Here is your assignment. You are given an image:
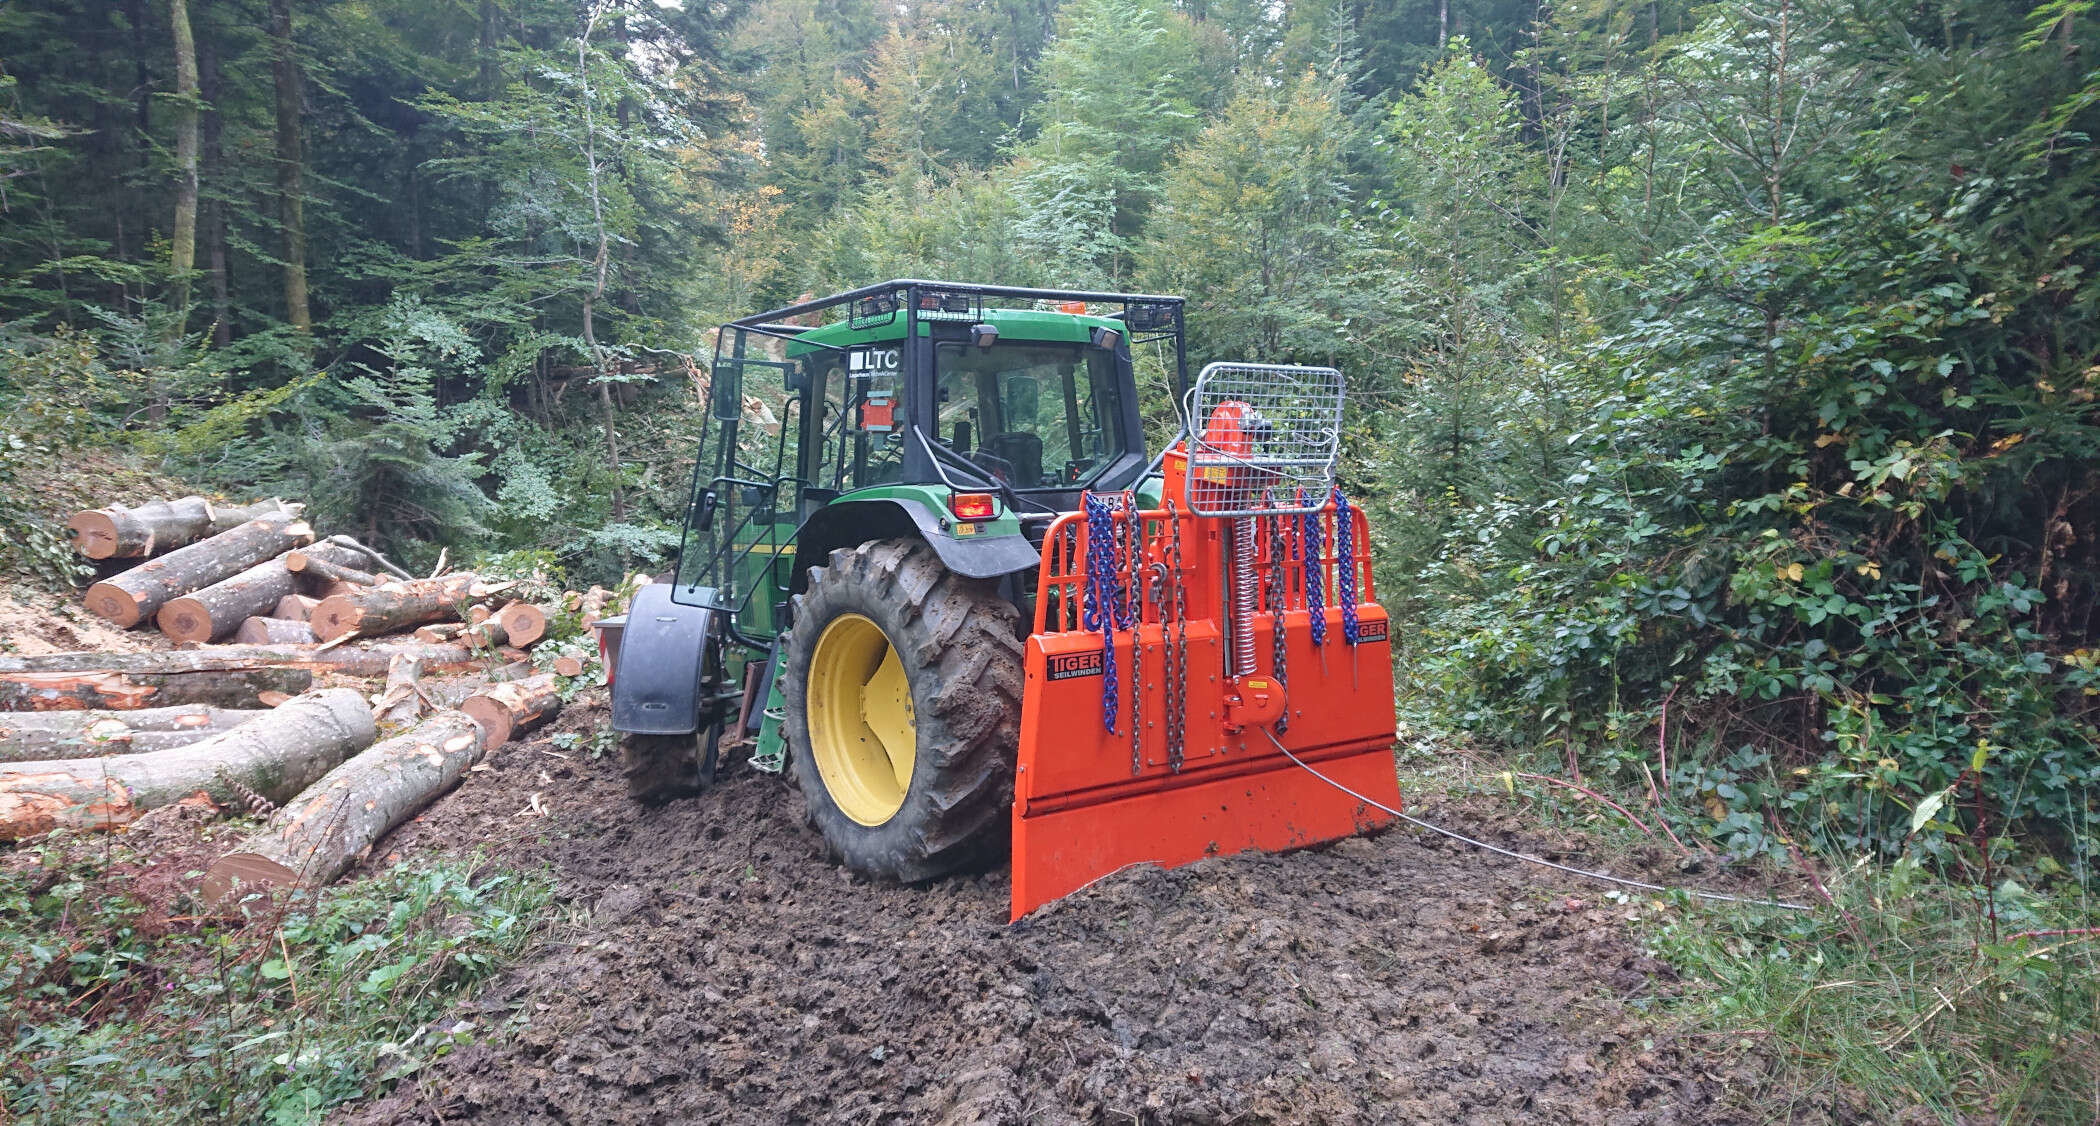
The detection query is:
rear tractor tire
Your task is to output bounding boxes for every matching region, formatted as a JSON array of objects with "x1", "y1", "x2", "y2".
[
  {"x1": 621, "y1": 724, "x2": 721, "y2": 804},
  {"x1": 783, "y1": 538, "x2": 1024, "y2": 882}
]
